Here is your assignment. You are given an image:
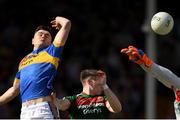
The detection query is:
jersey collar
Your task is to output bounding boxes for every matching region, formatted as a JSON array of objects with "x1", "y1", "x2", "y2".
[{"x1": 32, "y1": 47, "x2": 47, "y2": 54}]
